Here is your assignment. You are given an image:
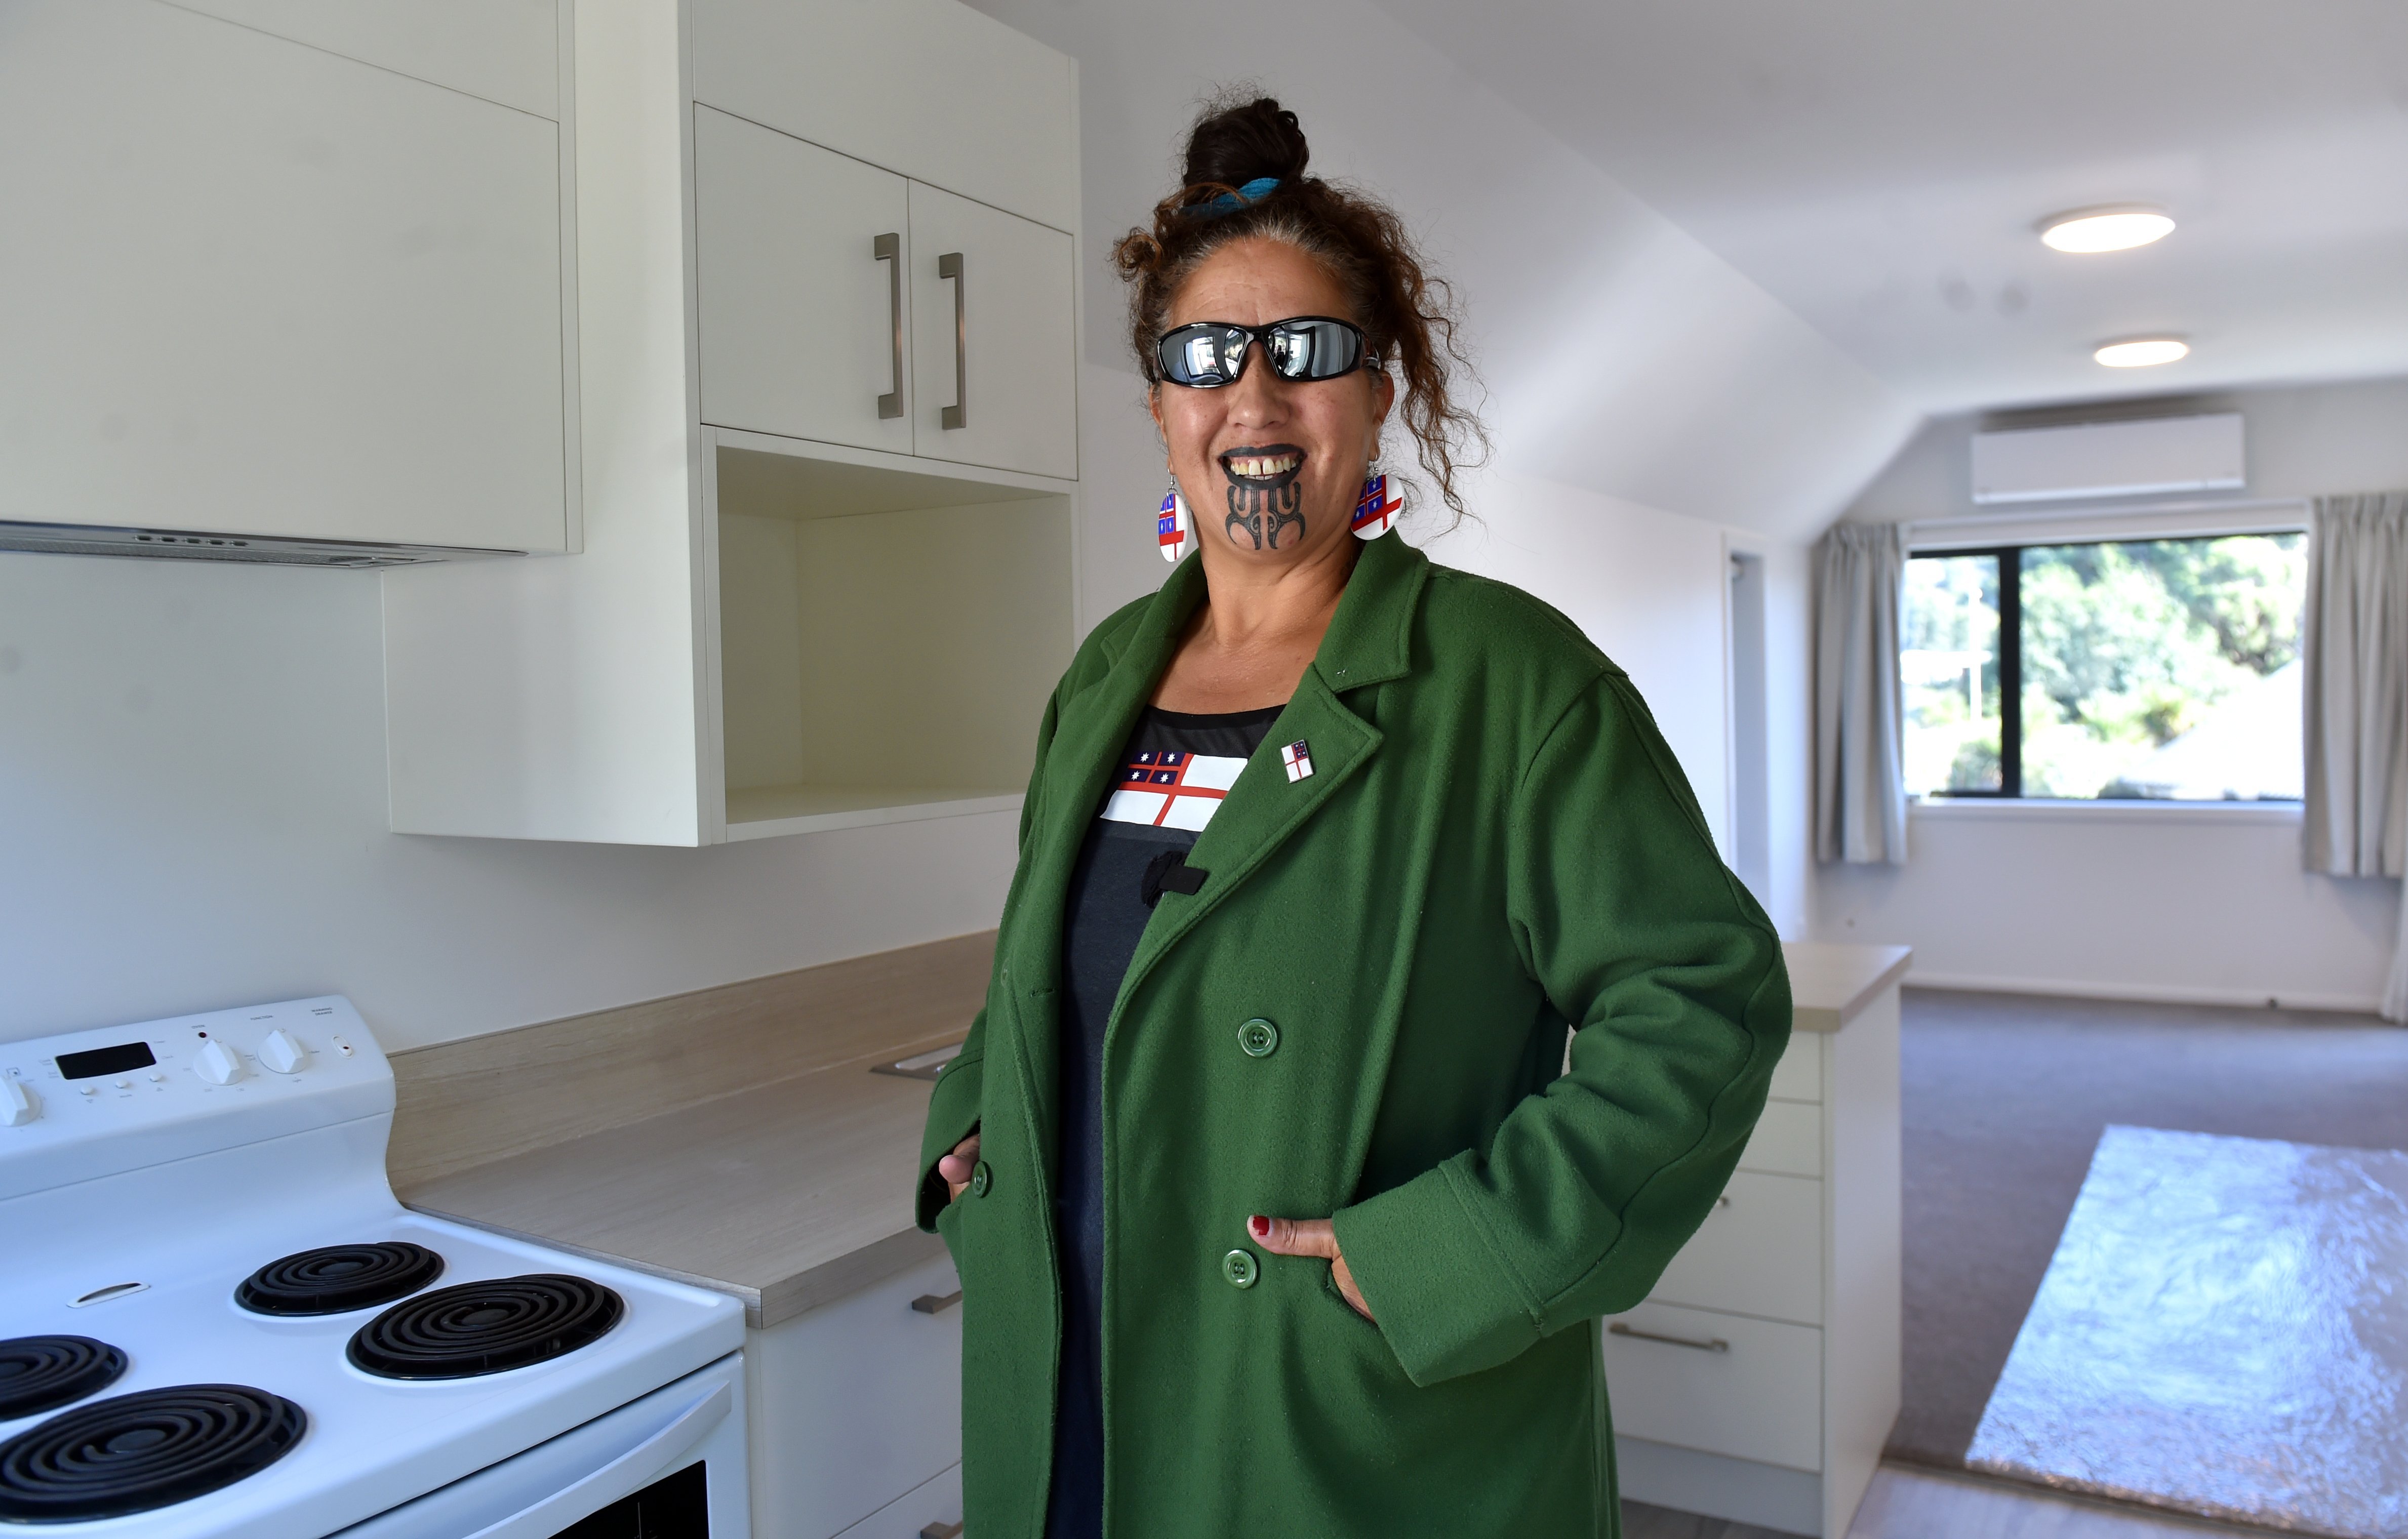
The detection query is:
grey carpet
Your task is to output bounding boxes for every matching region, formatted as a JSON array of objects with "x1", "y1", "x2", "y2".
[{"x1": 1889, "y1": 987, "x2": 2408, "y2": 1469}]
